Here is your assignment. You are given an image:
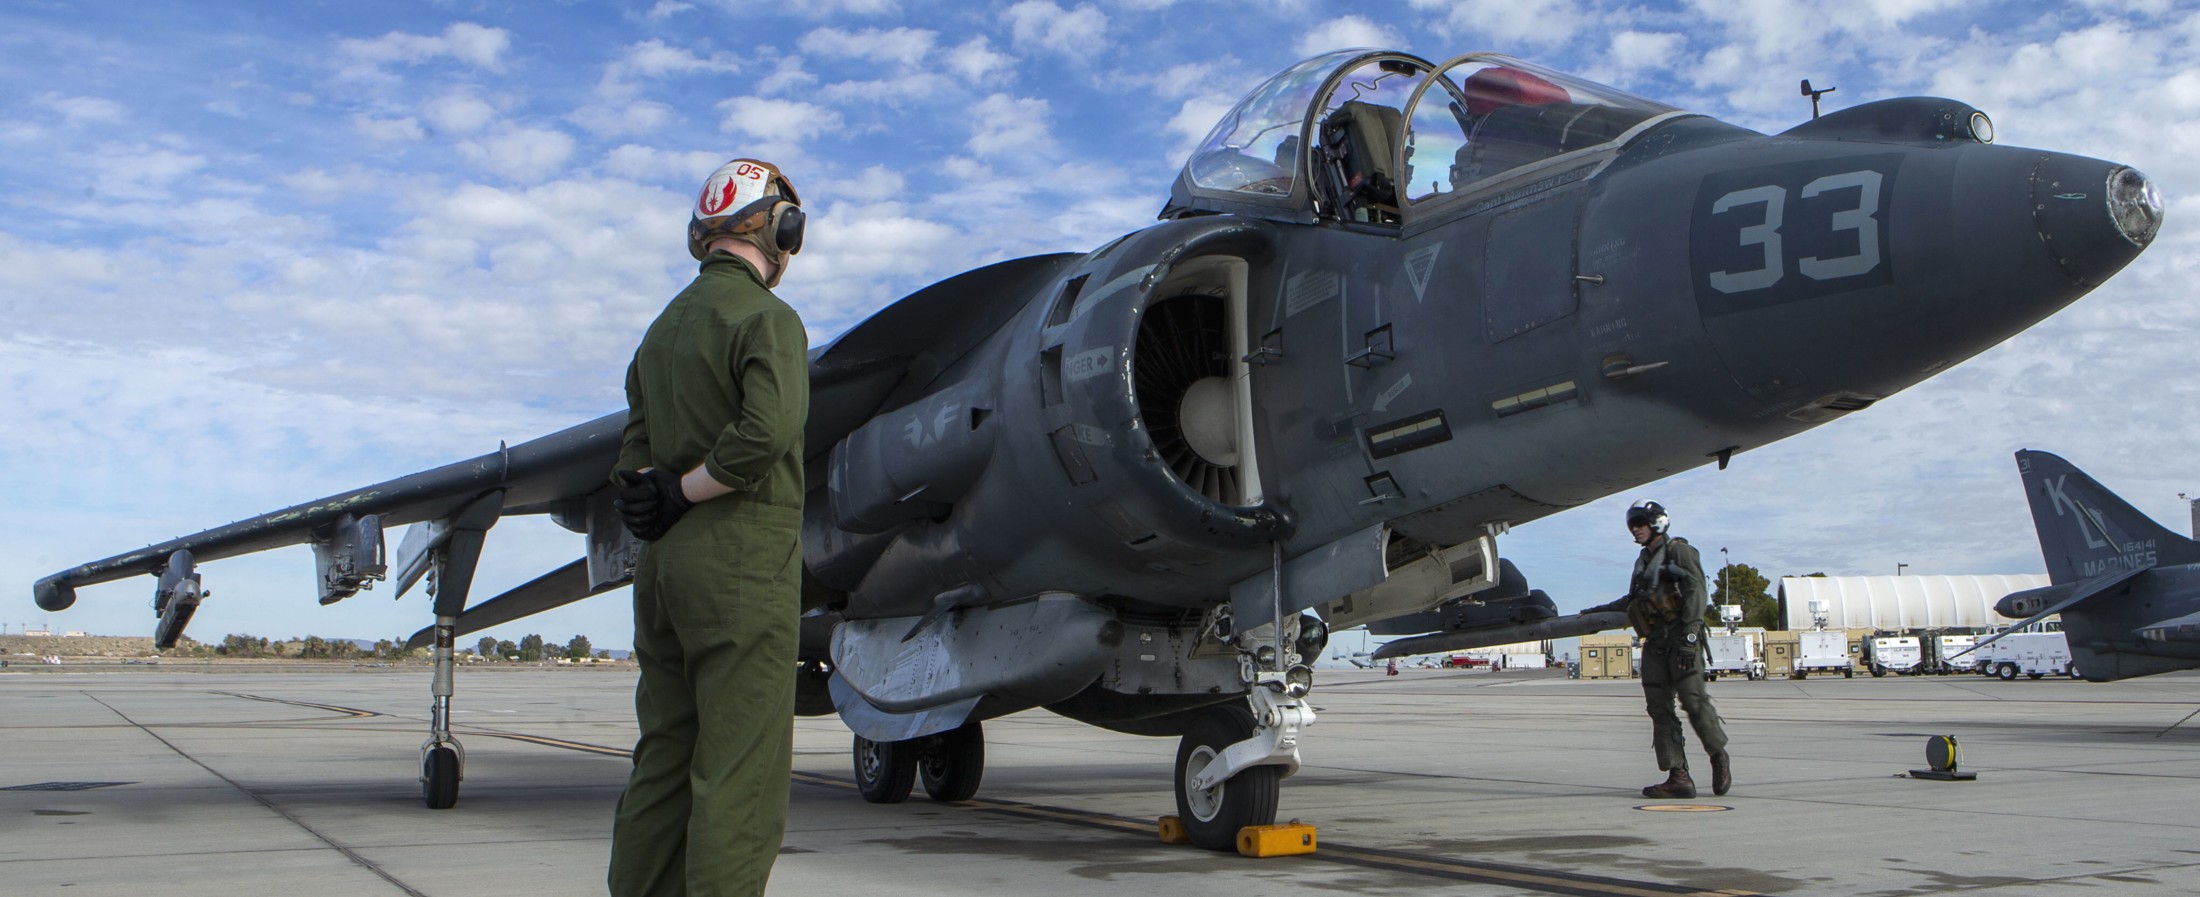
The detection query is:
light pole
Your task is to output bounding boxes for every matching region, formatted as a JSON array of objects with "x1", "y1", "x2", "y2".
[
  {"x1": 1897, "y1": 562, "x2": 1909, "y2": 576},
  {"x1": 1720, "y1": 547, "x2": 1730, "y2": 603}
]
